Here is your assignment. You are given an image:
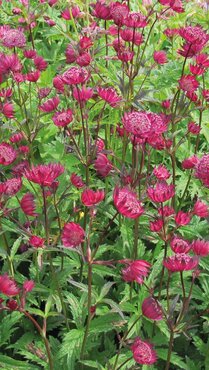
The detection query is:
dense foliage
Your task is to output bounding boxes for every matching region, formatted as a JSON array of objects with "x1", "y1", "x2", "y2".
[{"x1": 0, "y1": 0, "x2": 209, "y2": 369}]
